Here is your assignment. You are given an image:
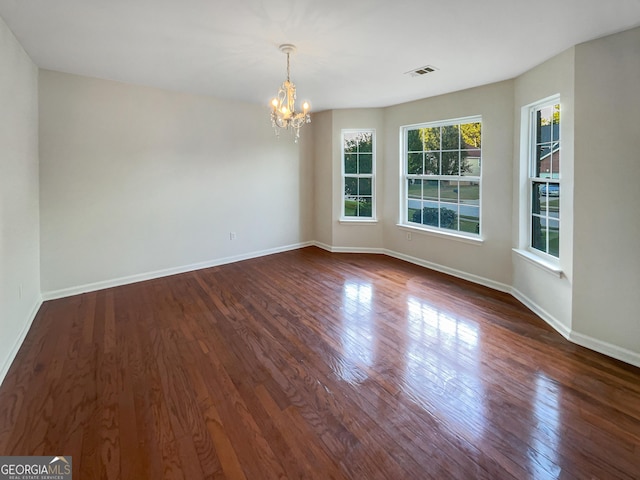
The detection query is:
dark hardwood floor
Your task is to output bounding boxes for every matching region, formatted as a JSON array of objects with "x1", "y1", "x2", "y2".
[{"x1": 0, "y1": 246, "x2": 639, "y2": 479}]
